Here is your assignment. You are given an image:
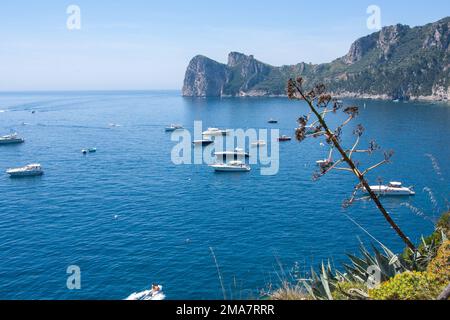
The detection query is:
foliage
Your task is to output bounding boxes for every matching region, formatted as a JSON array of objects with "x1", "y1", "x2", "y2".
[
  {"x1": 332, "y1": 281, "x2": 369, "y2": 300},
  {"x1": 369, "y1": 271, "x2": 445, "y2": 300},
  {"x1": 427, "y1": 240, "x2": 450, "y2": 285},
  {"x1": 270, "y1": 282, "x2": 310, "y2": 301}
]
